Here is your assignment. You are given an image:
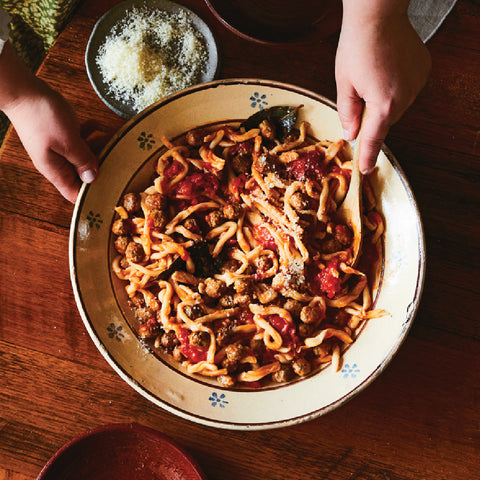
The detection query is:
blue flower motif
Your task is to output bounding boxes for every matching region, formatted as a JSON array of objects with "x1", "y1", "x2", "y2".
[
  {"x1": 341, "y1": 363, "x2": 360, "y2": 379},
  {"x1": 137, "y1": 131, "x2": 156, "y2": 150},
  {"x1": 208, "y1": 392, "x2": 229, "y2": 408},
  {"x1": 250, "y1": 92, "x2": 268, "y2": 110},
  {"x1": 107, "y1": 323, "x2": 124, "y2": 342},
  {"x1": 86, "y1": 210, "x2": 103, "y2": 229}
]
